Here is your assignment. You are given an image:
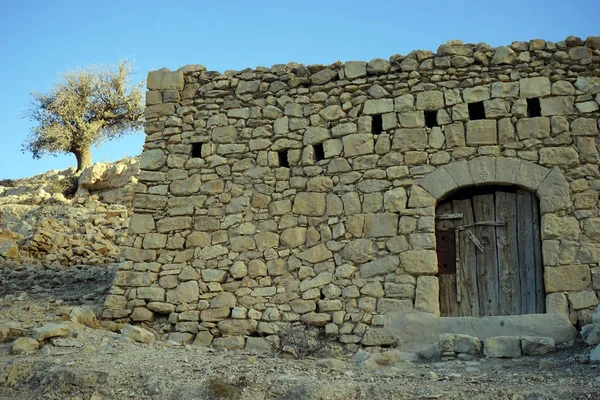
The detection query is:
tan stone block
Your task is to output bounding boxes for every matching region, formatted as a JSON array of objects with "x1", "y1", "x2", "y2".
[
  {"x1": 544, "y1": 265, "x2": 591, "y2": 293},
  {"x1": 392, "y1": 128, "x2": 427, "y2": 151},
  {"x1": 147, "y1": 70, "x2": 184, "y2": 90},
  {"x1": 516, "y1": 117, "x2": 550, "y2": 139},
  {"x1": 546, "y1": 293, "x2": 568, "y2": 314},
  {"x1": 540, "y1": 96, "x2": 576, "y2": 116},
  {"x1": 415, "y1": 91, "x2": 444, "y2": 110},
  {"x1": 360, "y1": 256, "x2": 400, "y2": 278},
  {"x1": 468, "y1": 156, "x2": 495, "y2": 185},
  {"x1": 519, "y1": 77, "x2": 551, "y2": 98},
  {"x1": 342, "y1": 134, "x2": 374, "y2": 157},
  {"x1": 414, "y1": 276, "x2": 440, "y2": 316},
  {"x1": 568, "y1": 291, "x2": 599, "y2": 310},
  {"x1": 296, "y1": 244, "x2": 333, "y2": 263},
  {"x1": 401, "y1": 250, "x2": 437, "y2": 275},
  {"x1": 364, "y1": 213, "x2": 398, "y2": 237},
  {"x1": 466, "y1": 120, "x2": 497, "y2": 145},
  {"x1": 292, "y1": 192, "x2": 327, "y2": 216},
  {"x1": 539, "y1": 147, "x2": 579, "y2": 167}
]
